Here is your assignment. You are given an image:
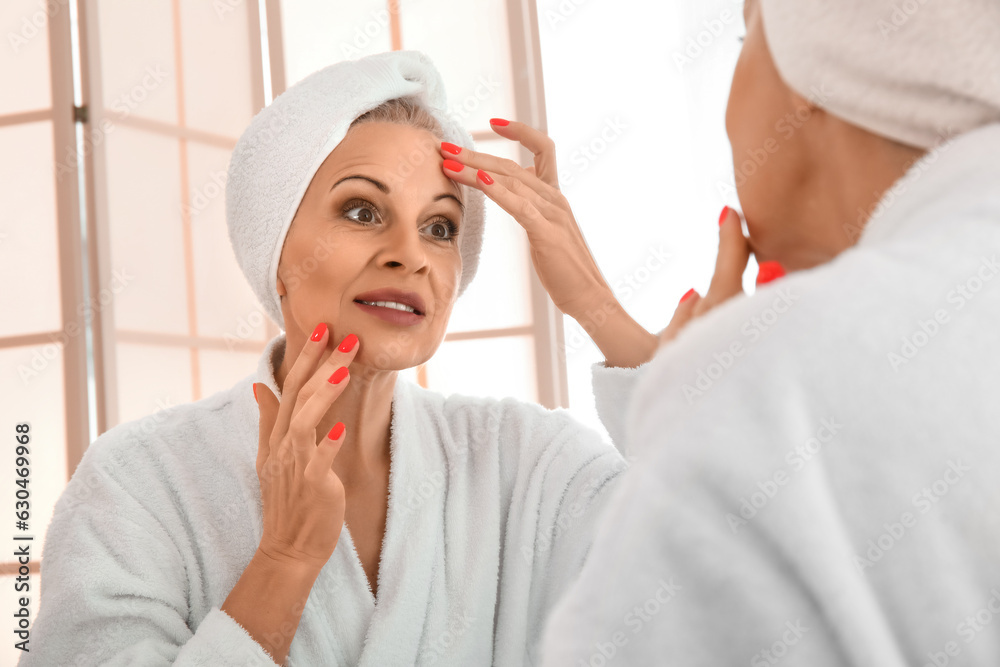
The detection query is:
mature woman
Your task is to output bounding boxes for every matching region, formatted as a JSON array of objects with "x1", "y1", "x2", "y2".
[
  {"x1": 23, "y1": 51, "x2": 662, "y2": 666},
  {"x1": 539, "y1": 0, "x2": 1000, "y2": 665}
]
